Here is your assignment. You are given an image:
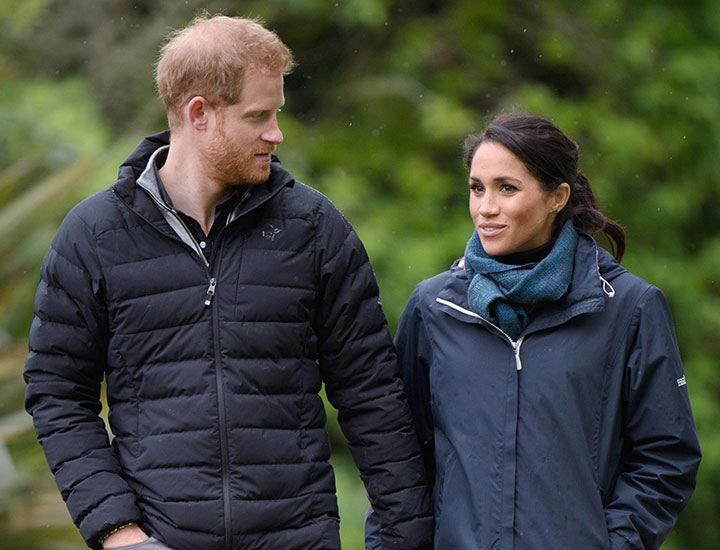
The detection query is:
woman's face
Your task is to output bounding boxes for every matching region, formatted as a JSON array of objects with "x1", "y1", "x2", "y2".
[{"x1": 468, "y1": 141, "x2": 569, "y2": 257}]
